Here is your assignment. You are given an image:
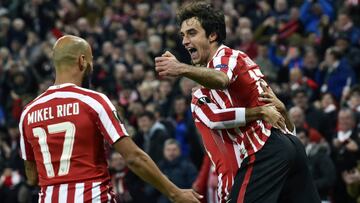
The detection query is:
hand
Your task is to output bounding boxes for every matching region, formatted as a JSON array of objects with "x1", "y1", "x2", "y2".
[
  {"x1": 333, "y1": 138, "x2": 342, "y2": 148},
  {"x1": 345, "y1": 139, "x2": 359, "y2": 152},
  {"x1": 155, "y1": 51, "x2": 185, "y2": 77},
  {"x1": 171, "y1": 189, "x2": 202, "y2": 203},
  {"x1": 261, "y1": 104, "x2": 286, "y2": 131},
  {"x1": 259, "y1": 81, "x2": 286, "y2": 113}
]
